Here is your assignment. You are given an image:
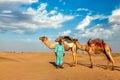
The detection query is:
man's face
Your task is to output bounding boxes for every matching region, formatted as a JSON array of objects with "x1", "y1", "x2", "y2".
[{"x1": 59, "y1": 40, "x2": 62, "y2": 45}]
